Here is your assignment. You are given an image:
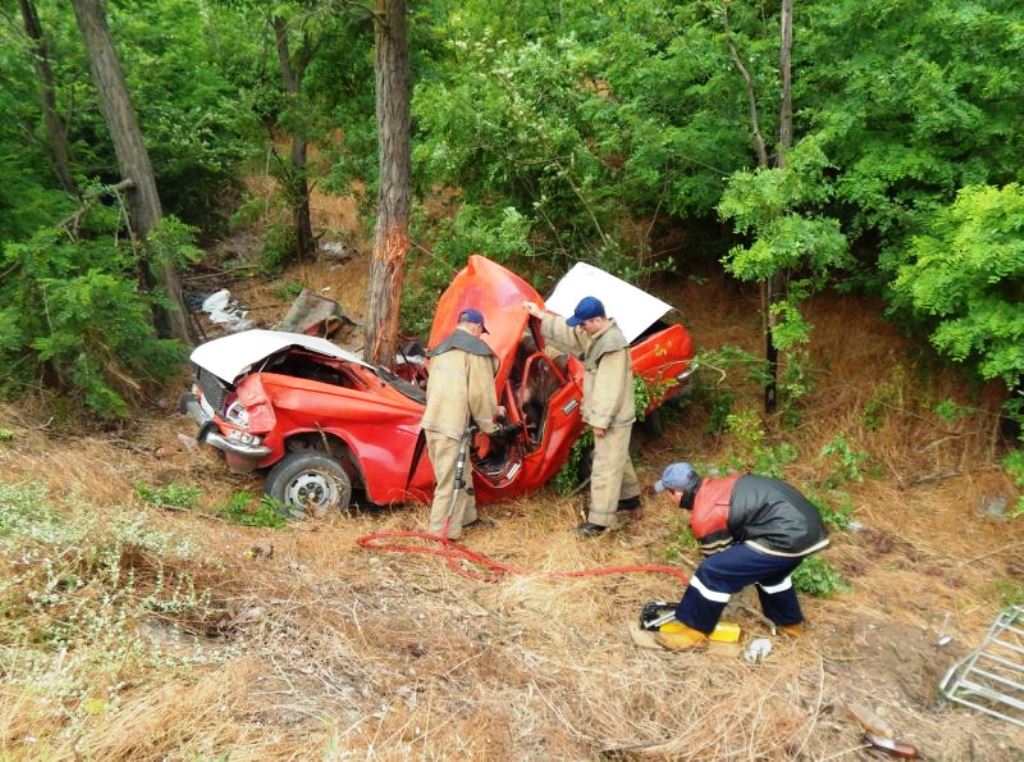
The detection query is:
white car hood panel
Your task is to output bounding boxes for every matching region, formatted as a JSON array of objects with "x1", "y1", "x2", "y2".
[
  {"x1": 190, "y1": 329, "x2": 371, "y2": 383},
  {"x1": 544, "y1": 262, "x2": 674, "y2": 343}
]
